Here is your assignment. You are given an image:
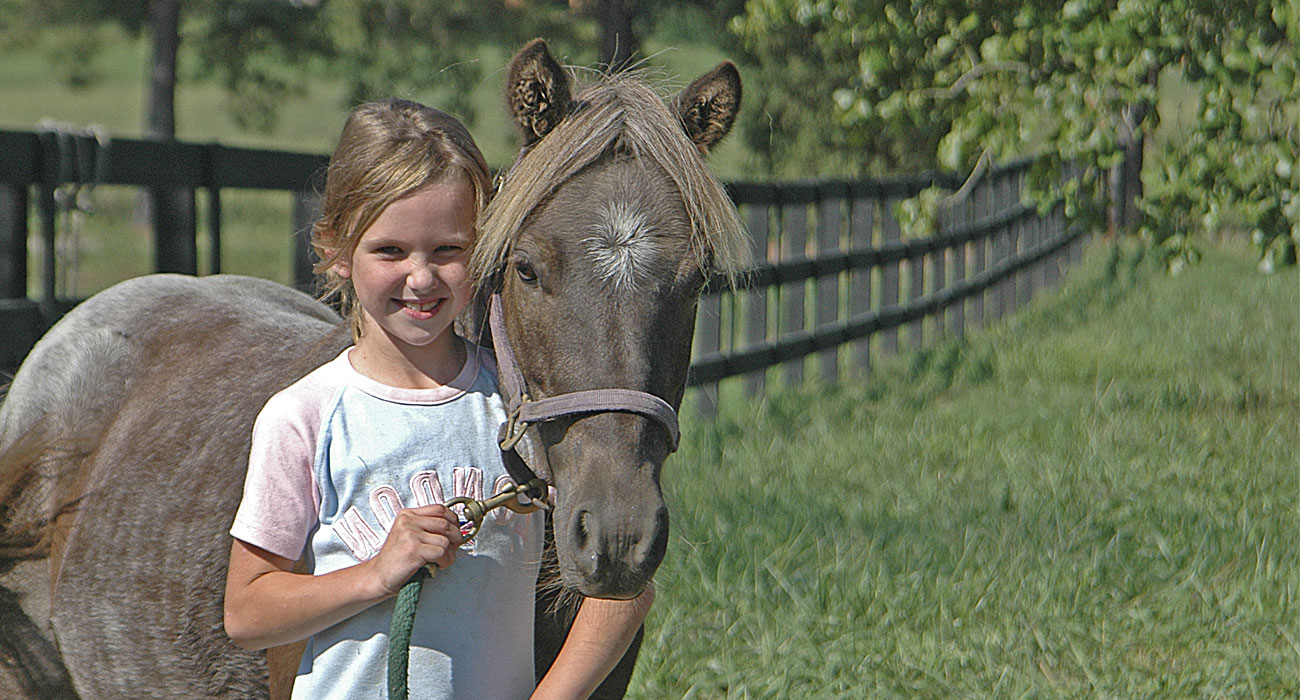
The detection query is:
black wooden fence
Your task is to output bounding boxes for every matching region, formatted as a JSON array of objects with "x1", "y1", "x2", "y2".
[
  {"x1": 0, "y1": 128, "x2": 328, "y2": 369},
  {"x1": 686, "y1": 159, "x2": 1095, "y2": 411},
  {"x1": 0, "y1": 128, "x2": 1100, "y2": 399}
]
